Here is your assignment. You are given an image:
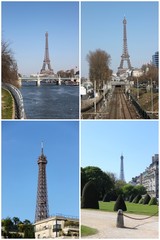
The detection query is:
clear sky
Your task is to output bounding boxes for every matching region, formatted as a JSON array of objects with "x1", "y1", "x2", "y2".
[
  {"x1": 81, "y1": 120, "x2": 158, "y2": 182},
  {"x1": 2, "y1": 1, "x2": 79, "y2": 76},
  {"x1": 81, "y1": 1, "x2": 158, "y2": 77},
  {"x1": 2, "y1": 121, "x2": 79, "y2": 223}
]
